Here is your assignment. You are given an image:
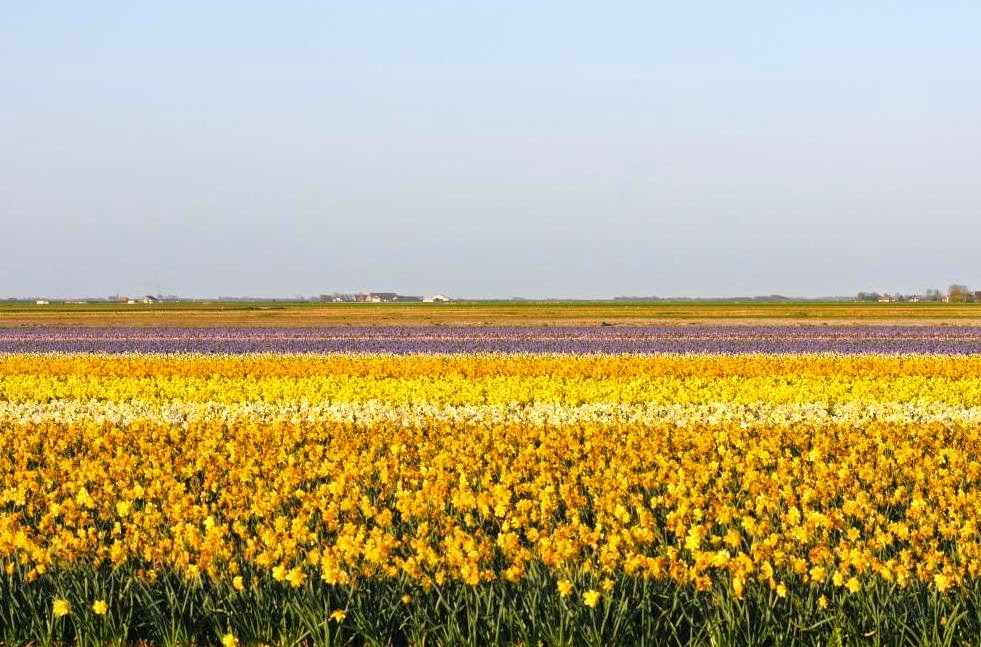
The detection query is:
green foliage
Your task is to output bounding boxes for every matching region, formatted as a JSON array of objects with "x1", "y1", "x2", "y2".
[{"x1": 1, "y1": 563, "x2": 979, "y2": 646}]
